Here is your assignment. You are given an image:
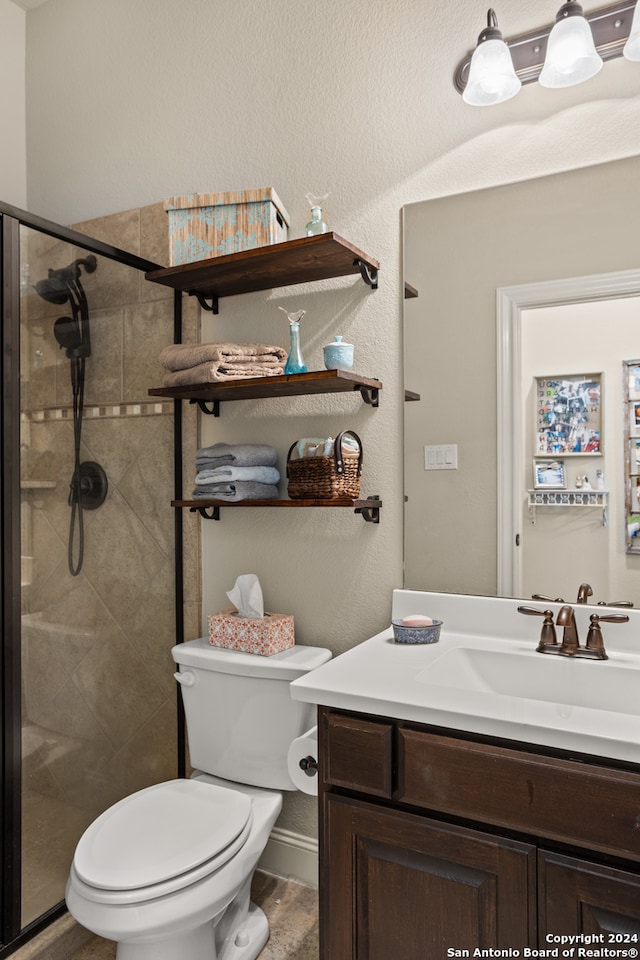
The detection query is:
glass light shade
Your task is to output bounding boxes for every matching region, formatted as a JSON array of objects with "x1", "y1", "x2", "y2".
[
  {"x1": 539, "y1": 13, "x2": 603, "y2": 87},
  {"x1": 623, "y1": 1, "x2": 640, "y2": 60},
  {"x1": 463, "y1": 38, "x2": 521, "y2": 106}
]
